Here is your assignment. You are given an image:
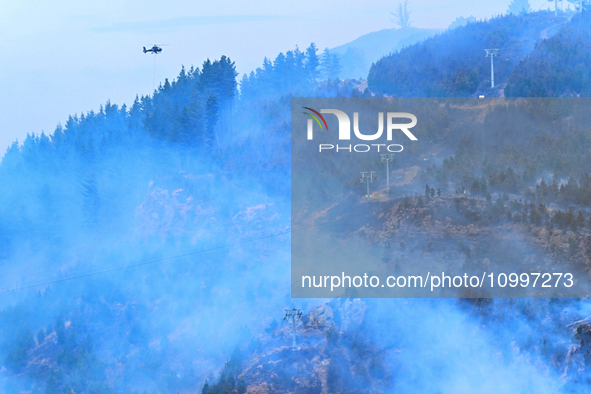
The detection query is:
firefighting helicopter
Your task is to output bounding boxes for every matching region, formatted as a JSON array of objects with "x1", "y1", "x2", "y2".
[{"x1": 143, "y1": 45, "x2": 163, "y2": 54}]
